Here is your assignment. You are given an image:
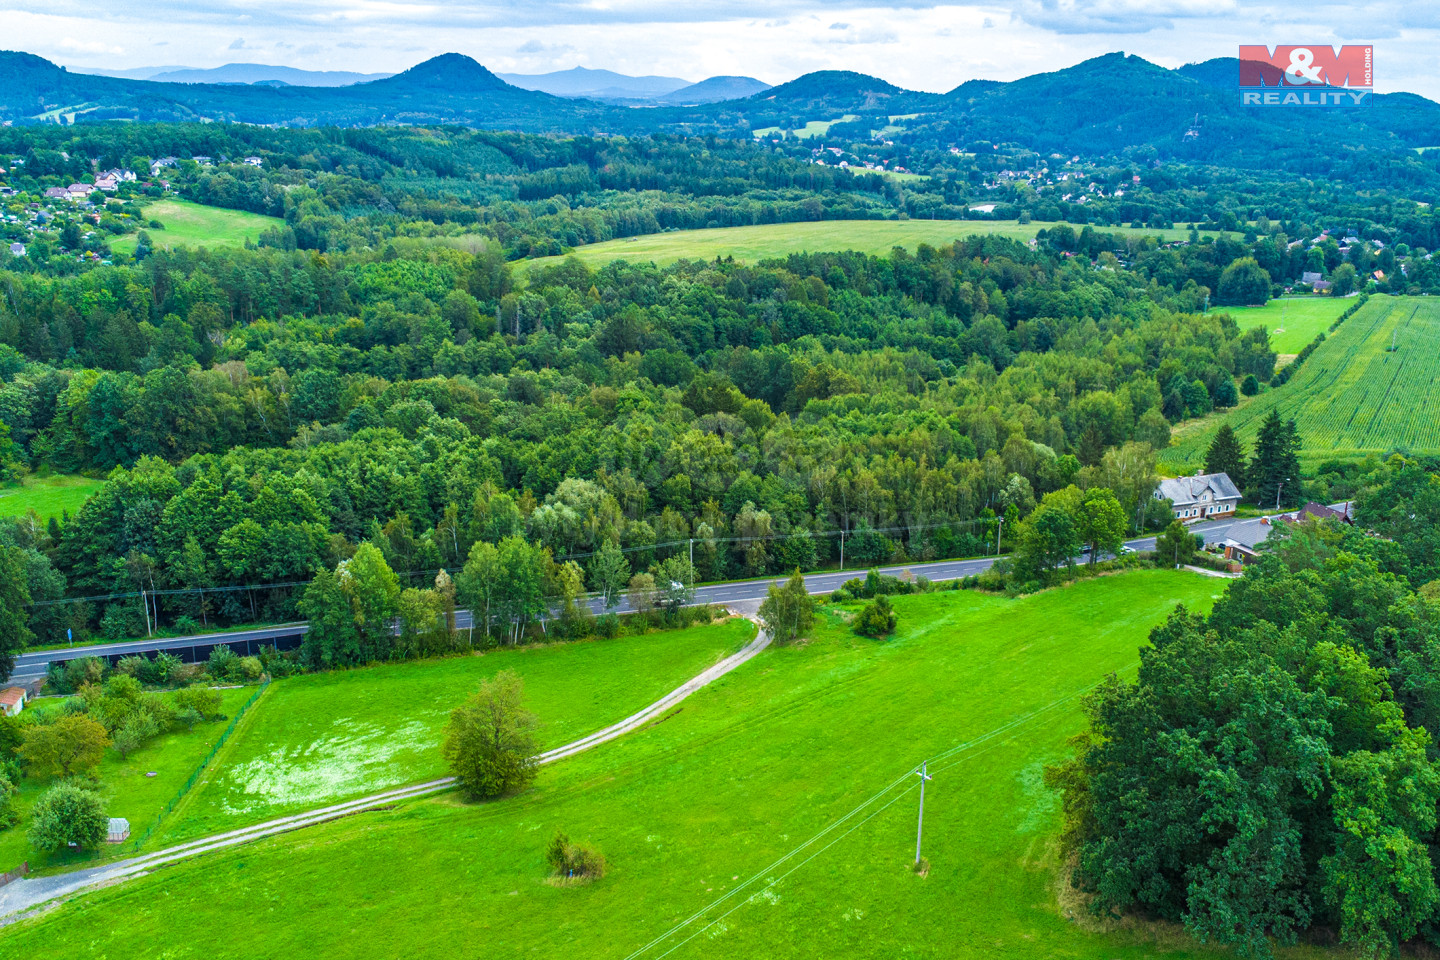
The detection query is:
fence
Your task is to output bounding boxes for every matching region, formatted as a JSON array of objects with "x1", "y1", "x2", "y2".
[
  {"x1": 128, "y1": 680, "x2": 270, "y2": 852},
  {"x1": 0, "y1": 862, "x2": 27, "y2": 889}
]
